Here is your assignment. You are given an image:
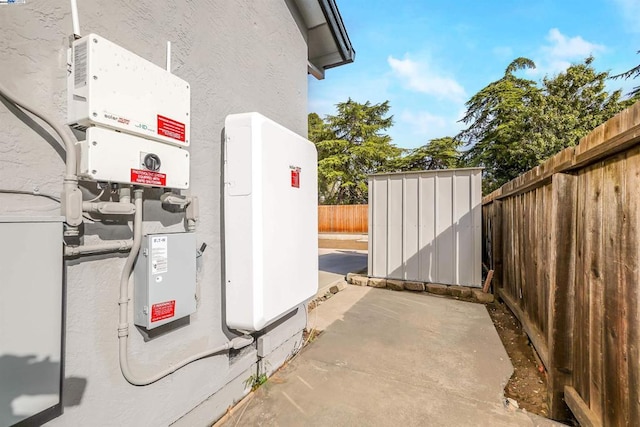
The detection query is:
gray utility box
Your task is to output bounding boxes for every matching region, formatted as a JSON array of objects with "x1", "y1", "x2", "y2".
[
  {"x1": 0, "y1": 216, "x2": 63, "y2": 427},
  {"x1": 134, "y1": 232, "x2": 196, "y2": 329}
]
